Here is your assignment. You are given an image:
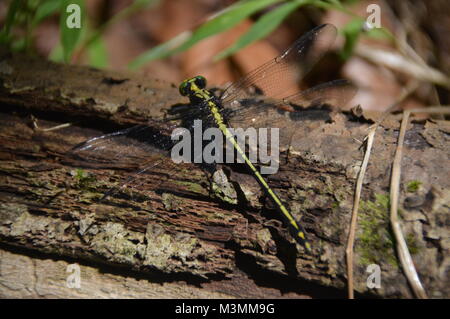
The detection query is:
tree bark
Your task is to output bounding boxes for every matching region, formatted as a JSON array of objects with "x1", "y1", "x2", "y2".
[{"x1": 0, "y1": 50, "x2": 448, "y2": 298}]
